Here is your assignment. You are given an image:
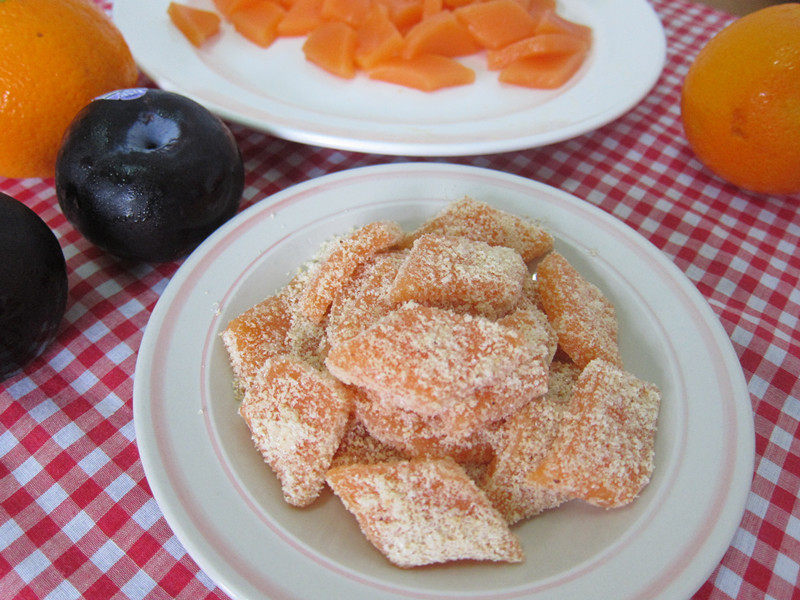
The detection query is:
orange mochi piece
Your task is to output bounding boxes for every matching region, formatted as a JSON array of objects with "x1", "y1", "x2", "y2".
[
  {"x1": 222, "y1": 287, "x2": 295, "y2": 392},
  {"x1": 325, "y1": 302, "x2": 533, "y2": 417},
  {"x1": 167, "y1": 3, "x2": 221, "y2": 48},
  {"x1": 239, "y1": 355, "x2": 354, "y2": 506},
  {"x1": 406, "y1": 197, "x2": 553, "y2": 262},
  {"x1": 303, "y1": 21, "x2": 359, "y2": 78},
  {"x1": 536, "y1": 9, "x2": 592, "y2": 41},
  {"x1": 499, "y1": 49, "x2": 587, "y2": 89},
  {"x1": 353, "y1": 389, "x2": 495, "y2": 461},
  {"x1": 497, "y1": 304, "x2": 557, "y2": 364},
  {"x1": 535, "y1": 251, "x2": 622, "y2": 369},
  {"x1": 454, "y1": 0, "x2": 540, "y2": 50},
  {"x1": 367, "y1": 54, "x2": 475, "y2": 91},
  {"x1": 321, "y1": 0, "x2": 372, "y2": 27},
  {"x1": 487, "y1": 32, "x2": 590, "y2": 70},
  {"x1": 354, "y1": 3, "x2": 404, "y2": 69},
  {"x1": 330, "y1": 419, "x2": 408, "y2": 468},
  {"x1": 377, "y1": 0, "x2": 424, "y2": 32},
  {"x1": 326, "y1": 250, "x2": 406, "y2": 349},
  {"x1": 326, "y1": 458, "x2": 523, "y2": 567},
  {"x1": 402, "y1": 10, "x2": 482, "y2": 59},
  {"x1": 389, "y1": 234, "x2": 527, "y2": 319},
  {"x1": 229, "y1": 0, "x2": 286, "y2": 48},
  {"x1": 527, "y1": 359, "x2": 661, "y2": 508},
  {"x1": 298, "y1": 221, "x2": 404, "y2": 324},
  {"x1": 277, "y1": 0, "x2": 325, "y2": 36},
  {"x1": 481, "y1": 397, "x2": 567, "y2": 524}
]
